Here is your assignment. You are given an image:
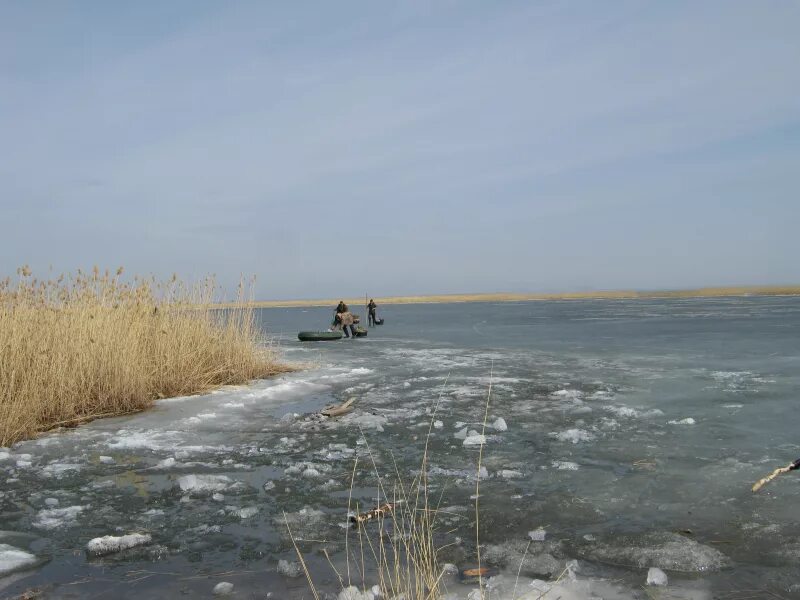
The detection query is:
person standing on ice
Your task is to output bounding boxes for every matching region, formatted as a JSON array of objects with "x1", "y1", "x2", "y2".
[
  {"x1": 368, "y1": 298, "x2": 378, "y2": 326},
  {"x1": 331, "y1": 300, "x2": 356, "y2": 338}
]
